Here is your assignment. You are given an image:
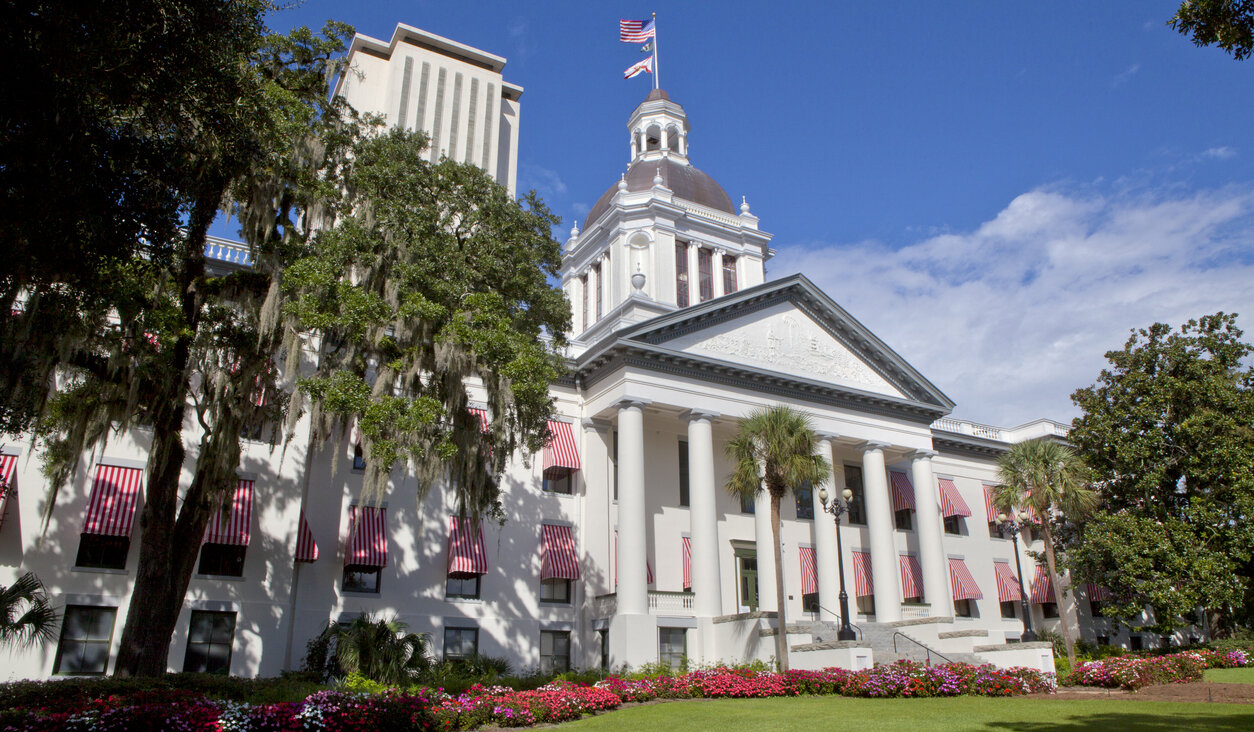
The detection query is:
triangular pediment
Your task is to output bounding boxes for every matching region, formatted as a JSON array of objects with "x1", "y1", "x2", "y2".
[
  {"x1": 615, "y1": 274, "x2": 954, "y2": 409},
  {"x1": 665, "y1": 301, "x2": 907, "y2": 398}
]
